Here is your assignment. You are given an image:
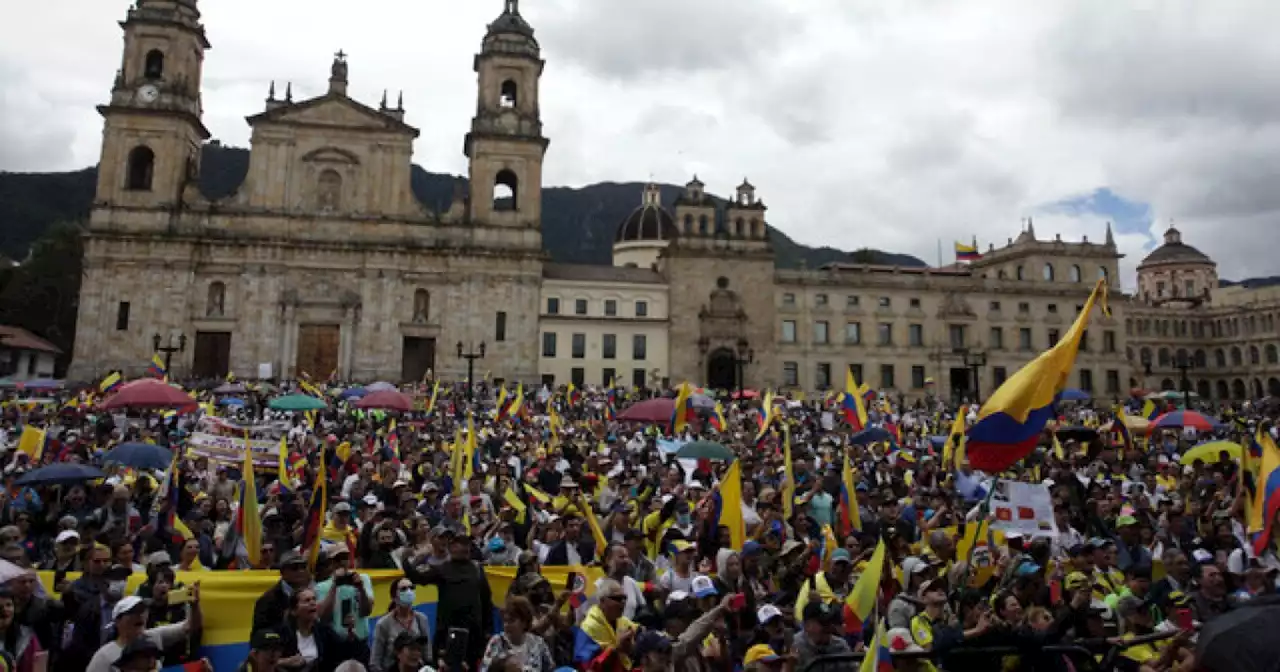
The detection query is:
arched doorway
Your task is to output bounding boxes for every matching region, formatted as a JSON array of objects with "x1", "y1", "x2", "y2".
[
  {"x1": 706, "y1": 348, "x2": 737, "y2": 391},
  {"x1": 1196, "y1": 380, "x2": 1211, "y2": 399},
  {"x1": 1269, "y1": 377, "x2": 1280, "y2": 397},
  {"x1": 1232, "y1": 379, "x2": 1247, "y2": 399}
]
